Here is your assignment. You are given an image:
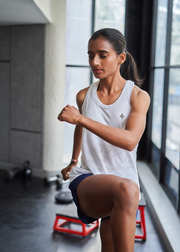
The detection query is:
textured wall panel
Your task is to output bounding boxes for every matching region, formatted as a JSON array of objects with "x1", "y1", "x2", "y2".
[
  {"x1": 11, "y1": 25, "x2": 43, "y2": 132},
  {"x1": 0, "y1": 27, "x2": 10, "y2": 61},
  {"x1": 0, "y1": 63, "x2": 10, "y2": 161},
  {"x1": 10, "y1": 130, "x2": 41, "y2": 167}
]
